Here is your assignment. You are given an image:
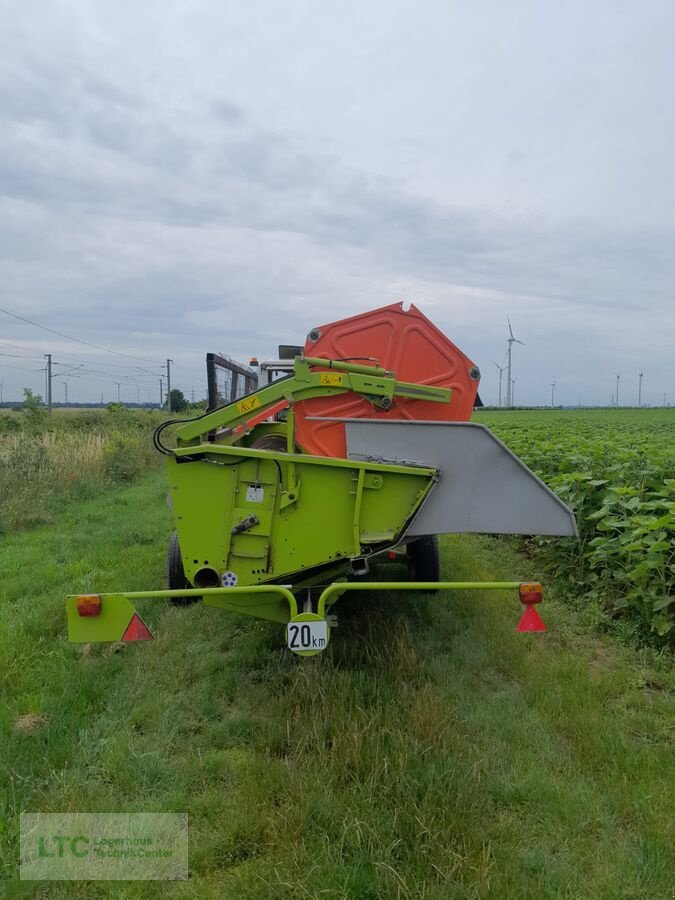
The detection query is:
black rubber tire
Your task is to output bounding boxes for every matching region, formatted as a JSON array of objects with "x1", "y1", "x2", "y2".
[
  {"x1": 167, "y1": 531, "x2": 200, "y2": 606},
  {"x1": 406, "y1": 535, "x2": 441, "y2": 583}
]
